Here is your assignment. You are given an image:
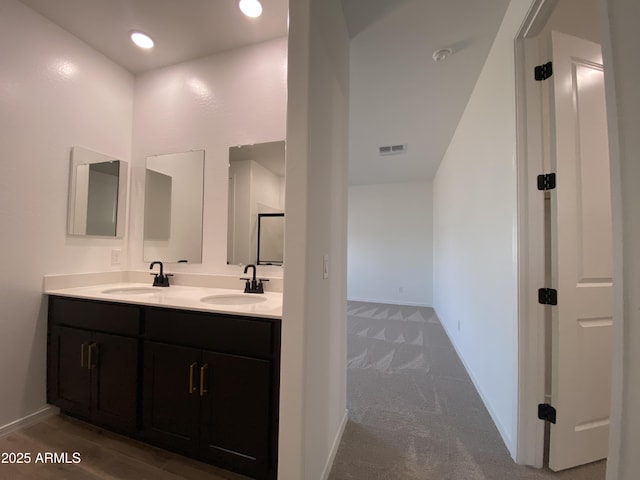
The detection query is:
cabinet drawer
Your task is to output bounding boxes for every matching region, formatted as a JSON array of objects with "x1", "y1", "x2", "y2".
[
  {"x1": 145, "y1": 308, "x2": 273, "y2": 358},
  {"x1": 49, "y1": 297, "x2": 140, "y2": 336}
]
